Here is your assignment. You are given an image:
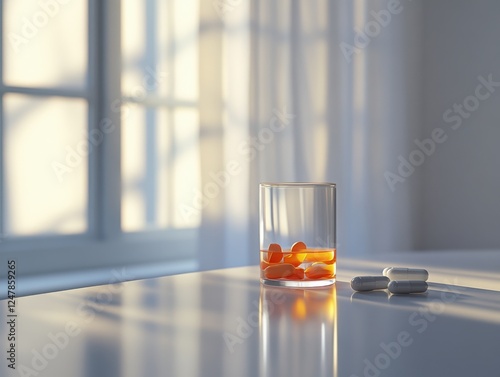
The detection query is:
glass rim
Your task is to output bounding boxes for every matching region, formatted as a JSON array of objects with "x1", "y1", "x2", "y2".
[{"x1": 260, "y1": 182, "x2": 336, "y2": 188}]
